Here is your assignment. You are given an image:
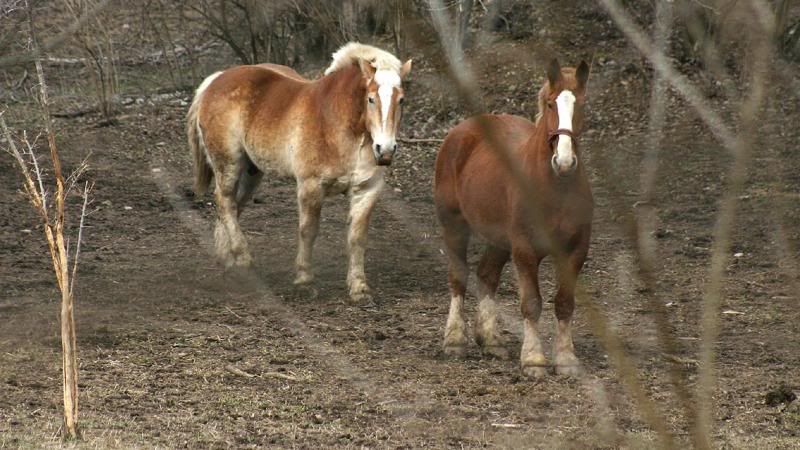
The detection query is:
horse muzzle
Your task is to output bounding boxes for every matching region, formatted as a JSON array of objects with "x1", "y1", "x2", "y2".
[
  {"x1": 551, "y1": 153, "x2": 578, "y2": 177},
  {"x1": 548, "y1": 129, "x2": 578, "y2": 177},
  {"x1": 374, "y1": 144, "x2": 396, "y2": 166}
]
